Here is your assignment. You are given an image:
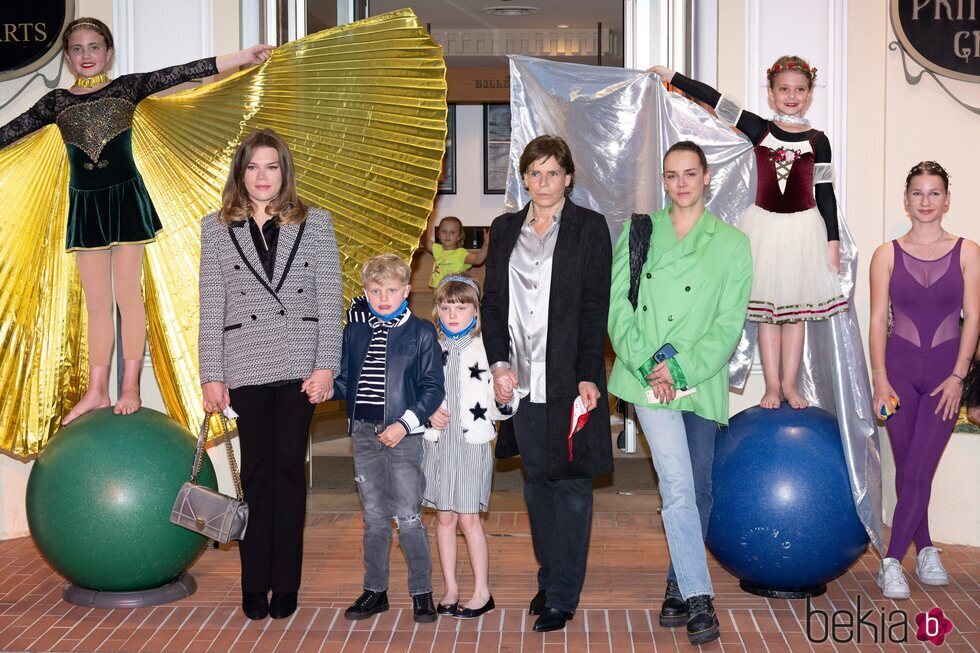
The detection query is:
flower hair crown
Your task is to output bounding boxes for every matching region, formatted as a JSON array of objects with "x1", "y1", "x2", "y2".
[
  {"x1": 766, "y1": 61, "x2": 817, "y2": 83},
  {"x1": 438, "y1": 275, "x2": 481, "y2": 297}
]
